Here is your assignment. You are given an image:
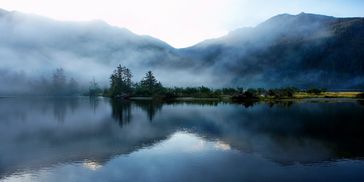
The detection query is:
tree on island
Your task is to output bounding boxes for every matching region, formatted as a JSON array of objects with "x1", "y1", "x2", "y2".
[
  {"x1": 141, "y1": 71, "x2": 161, "y2": 90},
  {"x1": 136, "y1": 71, "x2": 163, "y2": 96},
  {"x1": 110, "y1": 64, "x2": 133, "y2": 97}
]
